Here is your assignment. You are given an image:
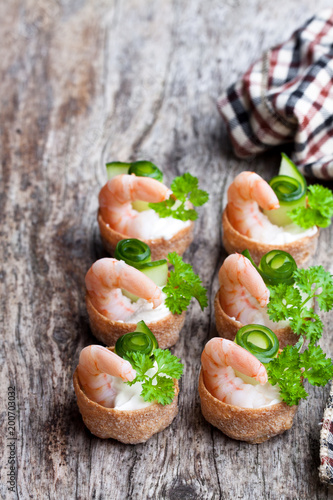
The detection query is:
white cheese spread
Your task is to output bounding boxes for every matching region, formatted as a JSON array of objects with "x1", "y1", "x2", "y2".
[
  {"x1": 112, "y1": 365, "x2": 165, "y2": 411},
  {"x1": 128, "y1": 209, "x2": 191, "y2": 240},
  {"x1": 251, "y1": 214, "x2": 317, "y2": 245}
]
